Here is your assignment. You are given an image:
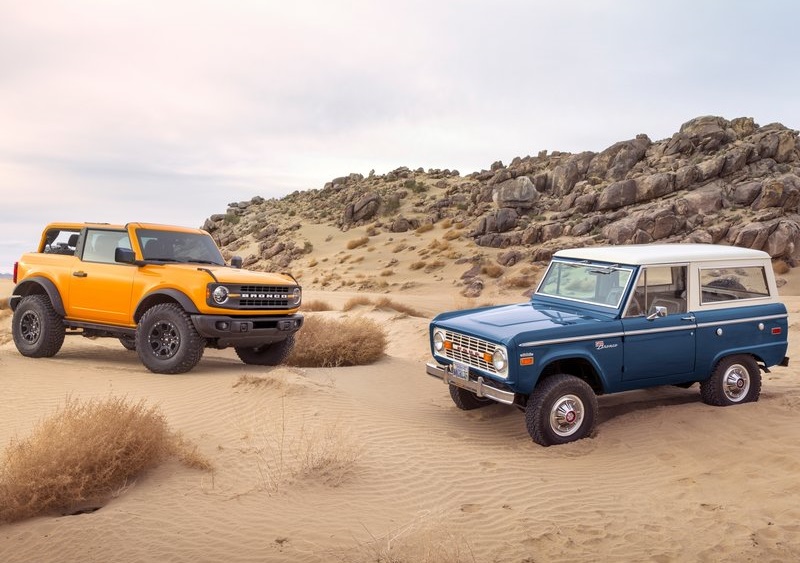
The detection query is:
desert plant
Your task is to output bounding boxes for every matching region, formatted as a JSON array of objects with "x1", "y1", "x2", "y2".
[
  {"x1": 481, "y1": 264, "x2": 504, "y2": 278},
  {"x1": 415, "y1": 223, "x2": 434, "y2": 234},
  {"x1": 286, "y1": 315, "x2": 387, "y2": 367},
  {"x1": 0, "y1": 397, "x2": 209, "y2": 523},
  {"x1": 342, "y1": 296, "x2": 373, "y2": 311},
  {"x1": 302, "y1": 299, "x2": 335, "y2": 312},
  {"x1": 373, "y1": 297, "x2": 425, "y2": 318},
  {"x1": 347, "y1": 236, "x2": 369, "y2": 250},
  {"x1": 410, "y1": 260, "x2": 427, "y2": 270}
]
